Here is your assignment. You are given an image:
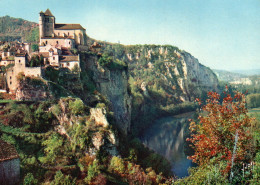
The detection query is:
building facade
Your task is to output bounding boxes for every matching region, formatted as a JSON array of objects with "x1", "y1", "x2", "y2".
[{"x1": 39, "y1": 9, "x2": 86, "y2": 47}]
